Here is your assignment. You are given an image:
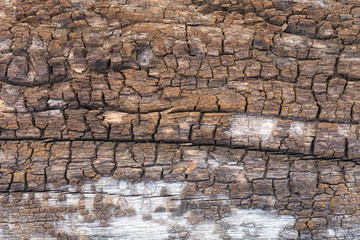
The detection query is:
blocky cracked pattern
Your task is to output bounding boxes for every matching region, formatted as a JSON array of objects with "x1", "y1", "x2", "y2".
[
  {"x1": 1, "y1": 142, "x2": 360, "y2": 239},
  {"x1": 1, "y1": 0, "x2": 360, "y2": 239}
]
